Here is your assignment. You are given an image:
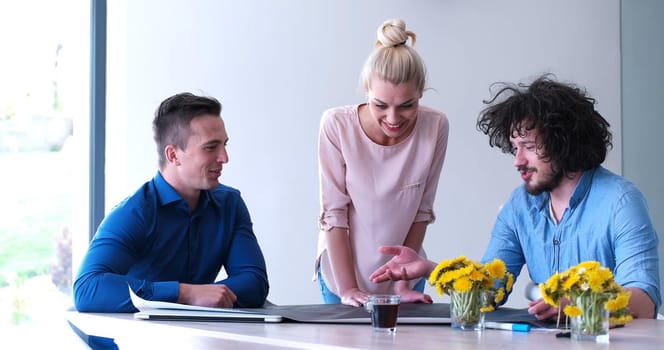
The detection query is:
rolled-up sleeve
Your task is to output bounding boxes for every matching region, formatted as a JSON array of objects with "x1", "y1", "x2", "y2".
[
  {"x1": 318, "y1": 110, "x2": 351, "y2": 231},
  {"x1": 613, "y1": 190, "x2": 661, "y2": 311},
  {"x1": 414, "y1": 115, "x2": 449, "y2": 224}
]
